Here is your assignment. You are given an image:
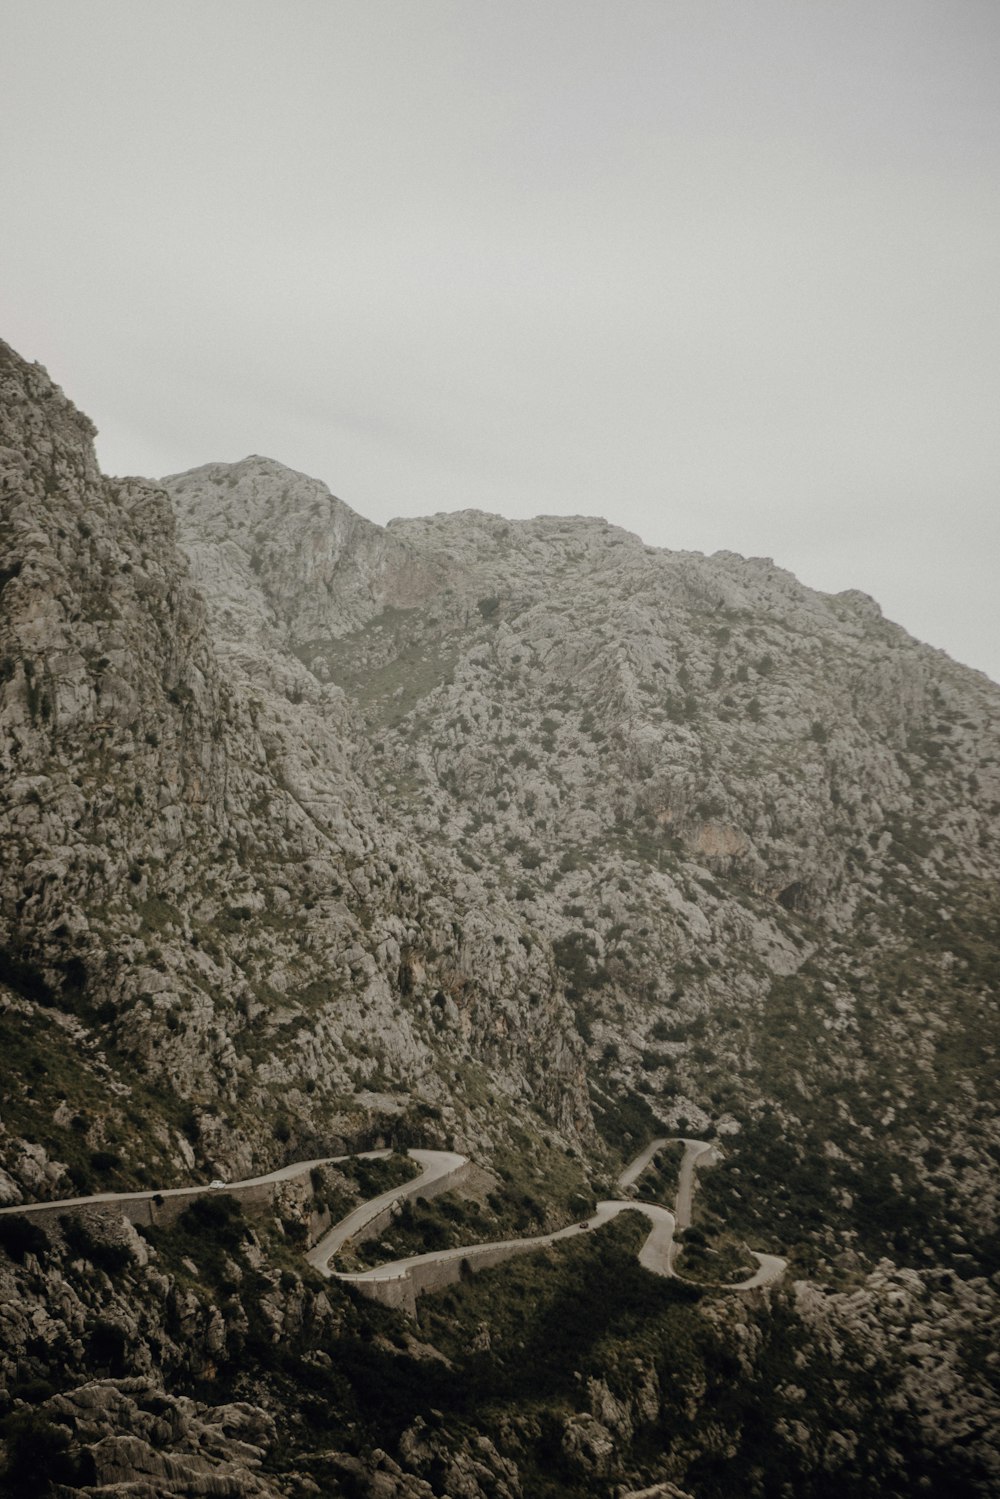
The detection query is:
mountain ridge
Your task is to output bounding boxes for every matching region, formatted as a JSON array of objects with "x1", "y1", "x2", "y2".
[{"x1": 2, "y1": 336, "x2": 999, "y2": 1496}]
